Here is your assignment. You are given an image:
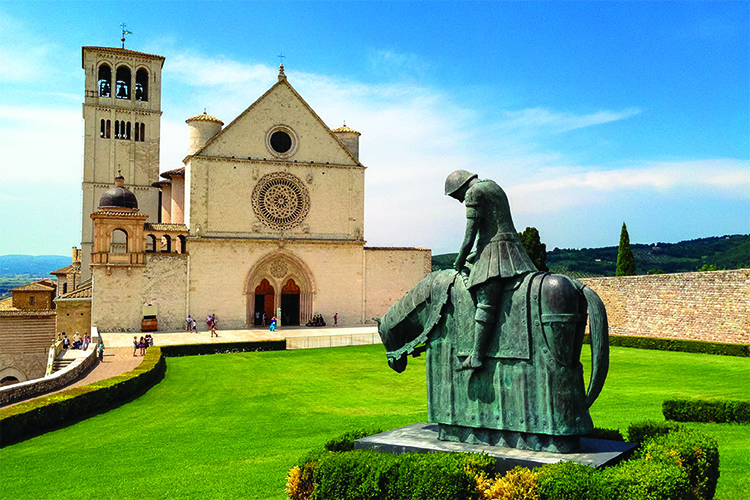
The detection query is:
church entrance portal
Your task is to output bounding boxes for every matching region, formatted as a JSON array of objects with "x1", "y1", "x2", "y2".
[
  {"x1": 254, "y1": 279, "x2": 275, "y2": 325},
  {"x1": 281, "y1": 279, "x2": 300, "y2": 326}
]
